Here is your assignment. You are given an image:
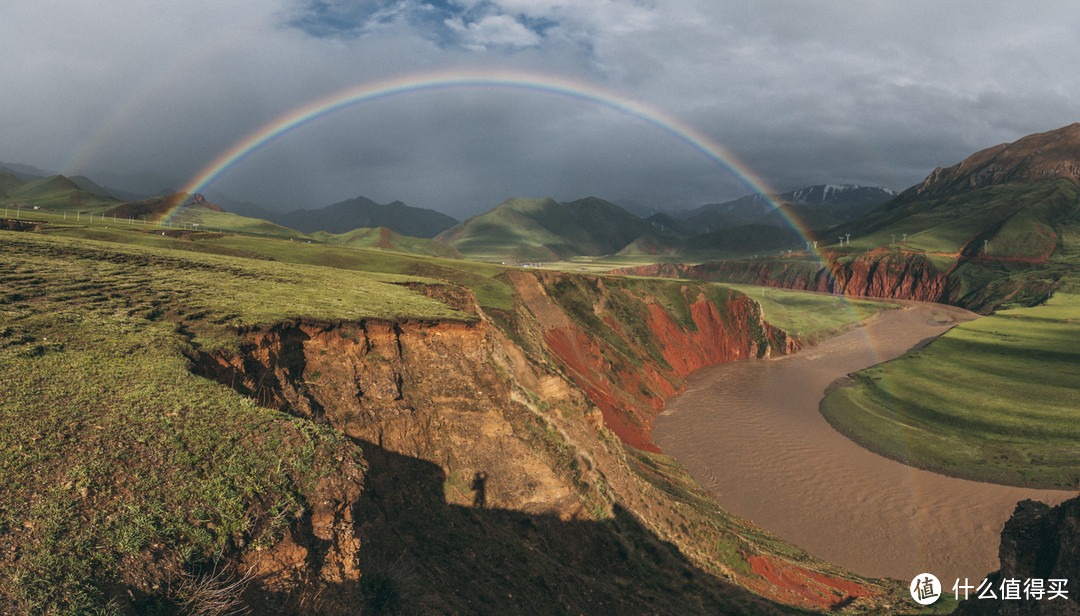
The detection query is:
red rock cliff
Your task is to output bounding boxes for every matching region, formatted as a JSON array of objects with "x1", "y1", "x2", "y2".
[{"x1": 504, "y1": 270, "x2": 798, "y2": 453}]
